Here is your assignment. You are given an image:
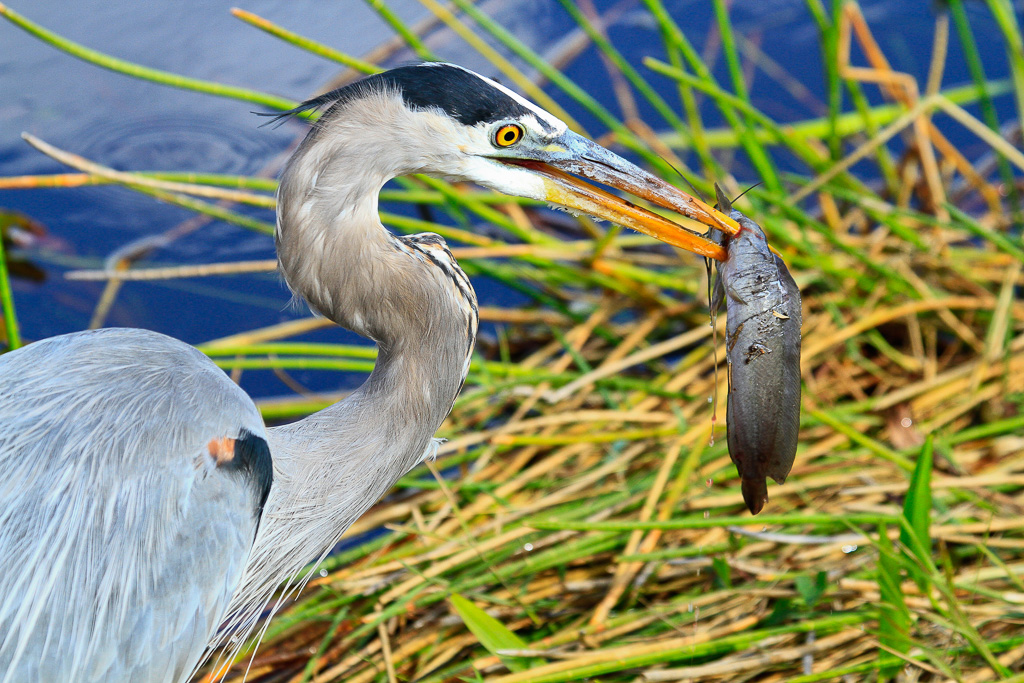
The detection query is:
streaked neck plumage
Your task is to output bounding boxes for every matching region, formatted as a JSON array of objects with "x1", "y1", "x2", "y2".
[{"x1": 213, "y1": 91, "x2": 478, "y2": 655}]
